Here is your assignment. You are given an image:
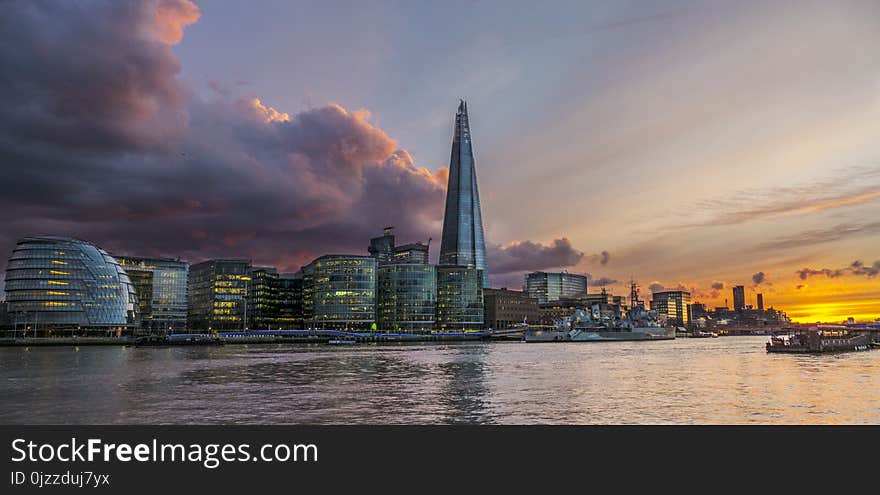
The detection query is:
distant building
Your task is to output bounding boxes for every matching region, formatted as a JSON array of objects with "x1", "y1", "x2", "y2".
[
  {"x1": 691, "y1": 302, "x2": 709, "y2": 319},
  {"x1": 732, "y1": 285, "x2": 745, "y2": 311},
  {"x1": 525, "y1": 272, "x2": 588, "y2": 304},
  {"x1": 651, "y1": 290, "x2": 692, "y2": 326},
  {"x1": 483, "y1": 288, "x2": 539, "y2": 329},
  {"x1": 247, "y1": 267, "x2": 280, "y2": 329},
  {"x1": 276, "y1": 273, "x2": 304, "y2": 328},
  {"x1": 538, "y1": 298, "x2": 588, "y2": 325},
  {"x1": 4, "y1": 236, "x2": 139, "y2": 333},
  {"x1": 393, "y1": 243, "x2": 429, "y2": 264},
  {"x1": 303, "y1": 255, "x2": 377, "y2": 330},
  {"x1": 436, "y1": 265, "x2": 483, "y2": 330},
  {"x1": 757, "y1": 293, "x2": 764, "y2": 311},
  {"x1": 187, "y1": 260, "x2": 251, "y2": 330},
  {"x1": 368, "y1": 227, "x2": 396, "y2": 264},
  {"x1": 116, "y1": 256, "x2": 189, "y2": 331}
]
